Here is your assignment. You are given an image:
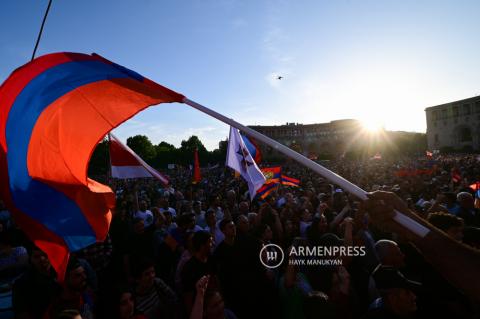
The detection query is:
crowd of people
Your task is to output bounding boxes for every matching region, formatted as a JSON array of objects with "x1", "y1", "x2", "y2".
[{"x1": 1, "y1": 154, "x2": 480, "y2": 318}]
